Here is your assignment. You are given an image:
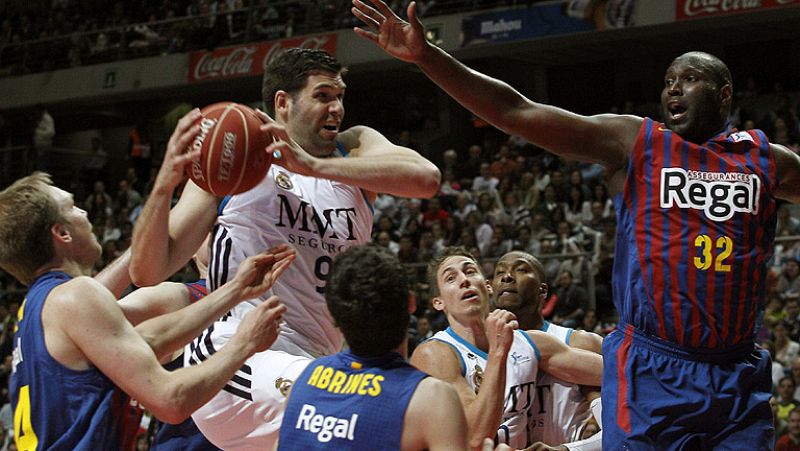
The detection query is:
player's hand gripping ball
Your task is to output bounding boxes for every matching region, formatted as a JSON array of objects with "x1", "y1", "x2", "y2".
[{"x1": 188, "y1": 102, "x2": 272, "y2": 196}]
